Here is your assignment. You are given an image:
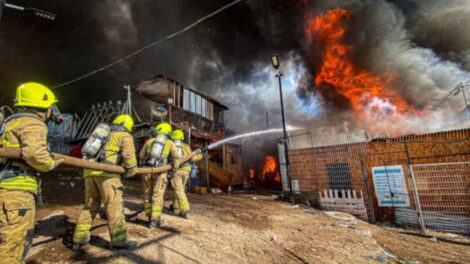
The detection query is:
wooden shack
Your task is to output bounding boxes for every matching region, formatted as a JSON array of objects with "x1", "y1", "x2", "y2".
[
  {"x1": 68, "y1": 74, "x2": 244, "y2": 191},
  {"x1": 132, "y1": 74, "x2": 244, "y2": 191}
]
